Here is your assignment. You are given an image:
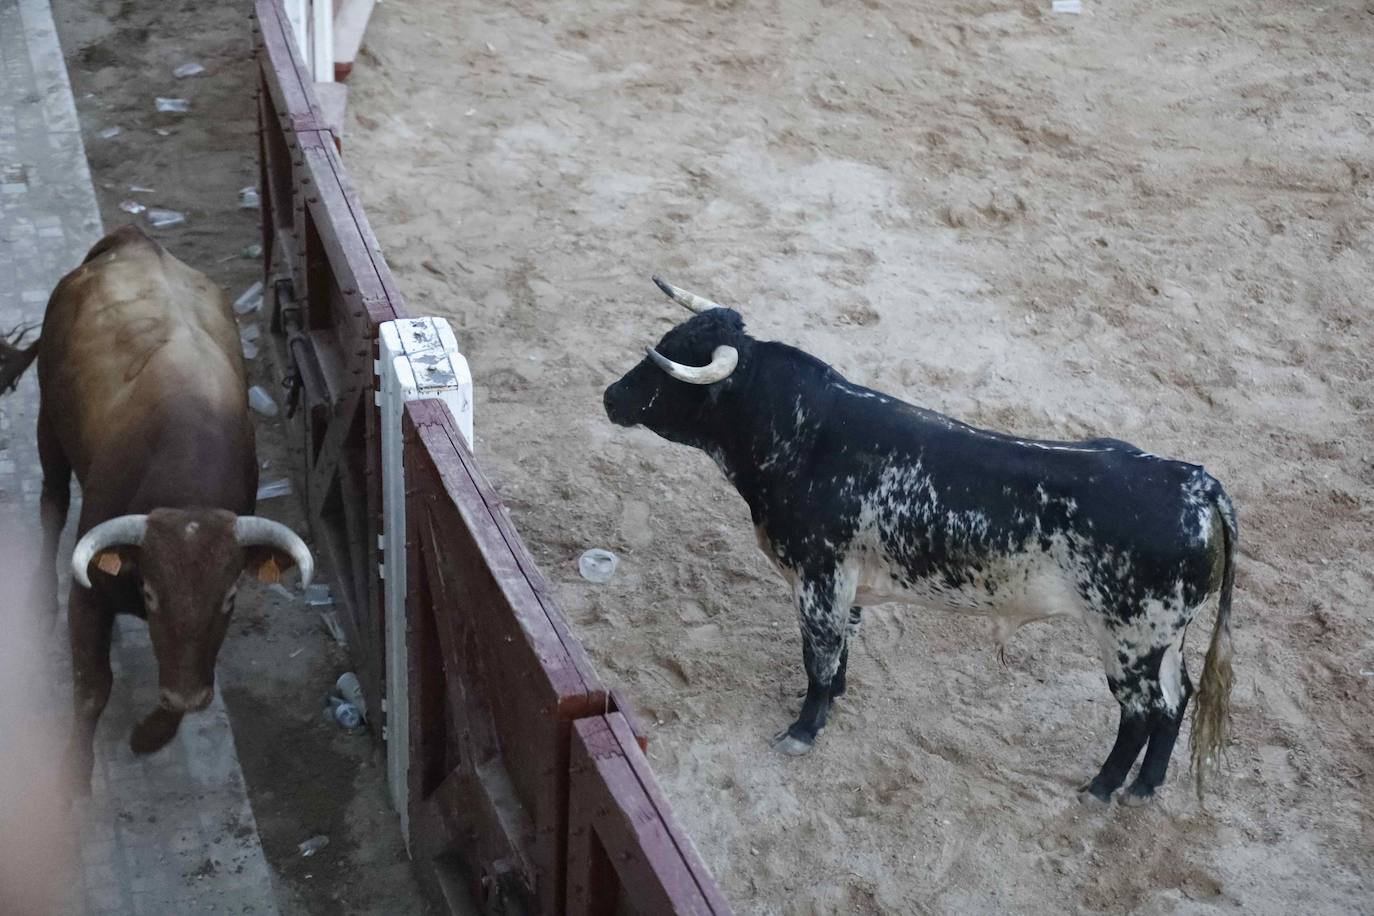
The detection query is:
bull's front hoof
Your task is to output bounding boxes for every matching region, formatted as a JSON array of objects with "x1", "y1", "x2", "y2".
[
  {"x1": 1120, "y1": 783, "x2": 1157, "y2": 807},
  {"x1": 770, "y1": 728, "x2": 815, "y2": 757},
  {"x1": 1076, "y1": 783, "x2": 1112, "y2": 806},
  {"x1": 129, "y1": 707, "x2": 183, "y2": 755}
]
